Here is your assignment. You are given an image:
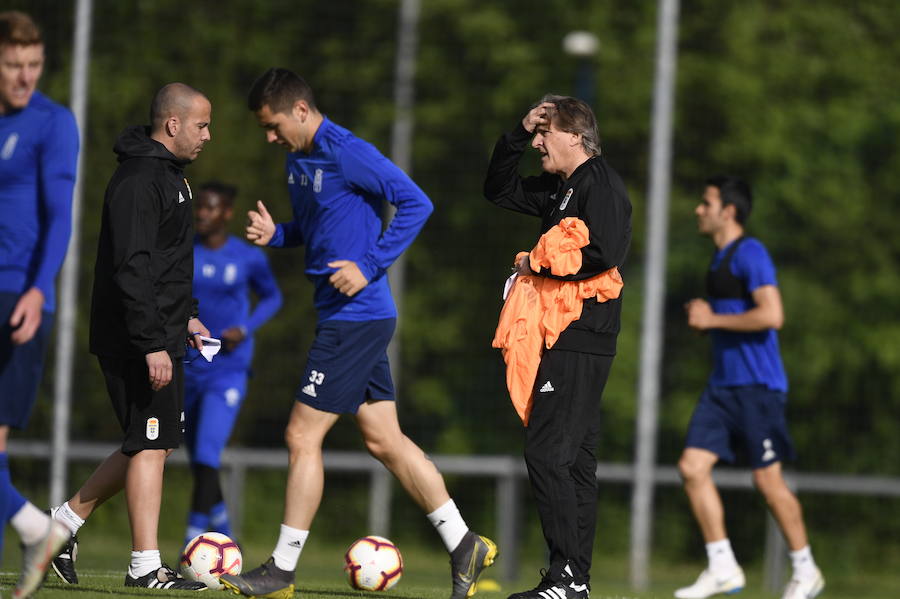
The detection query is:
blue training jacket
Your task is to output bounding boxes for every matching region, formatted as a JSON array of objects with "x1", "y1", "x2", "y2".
[
  {"x1": 268, "y1": 117, "x2": 433, "y2": 322},
  {"x1": 0, "y1": 91, "x2": 79, "y2": 312},
  {"x1": 188, "y1": 235, "x2": 282, "y2": 372}
]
